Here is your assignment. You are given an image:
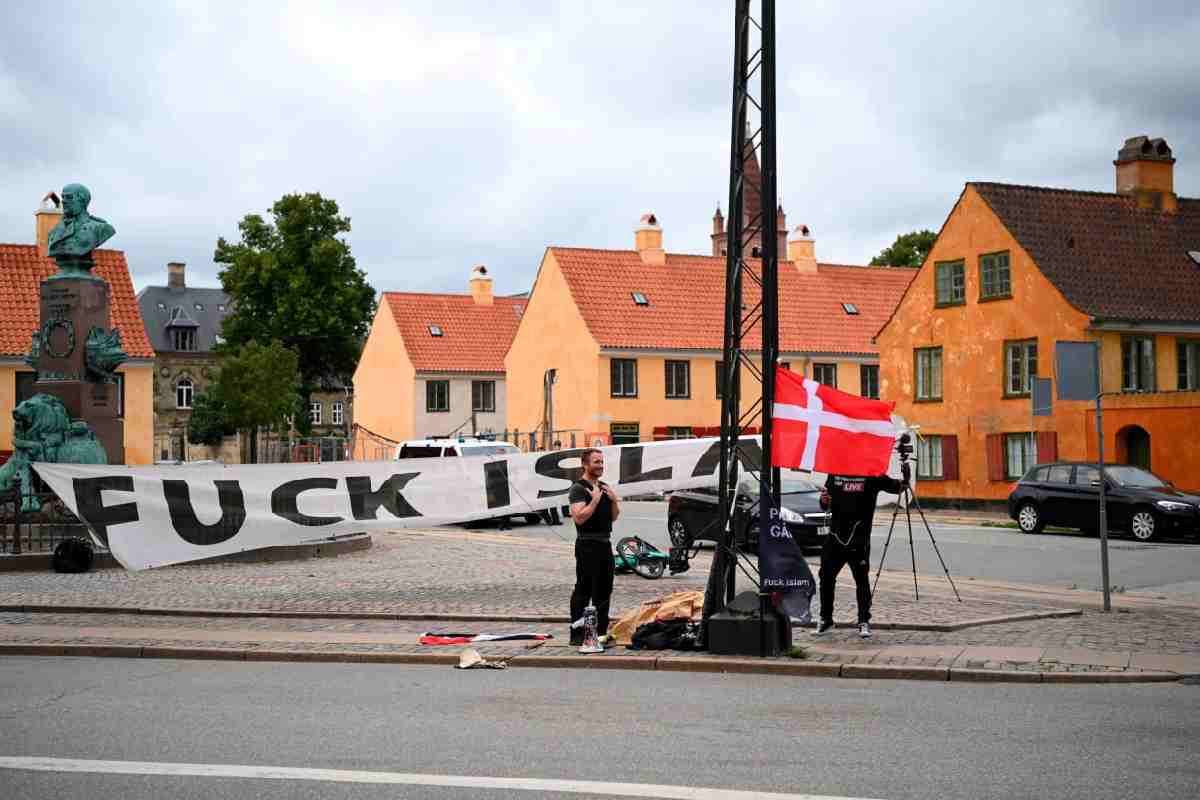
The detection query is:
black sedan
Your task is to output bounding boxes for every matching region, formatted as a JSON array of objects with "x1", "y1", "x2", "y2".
[
  {"x1": 1008, "y1": 462, "x2": 1200, "y2": 542},
  {"x1": 667, "y1": 475, "x2": 828, "y2": 553}
]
